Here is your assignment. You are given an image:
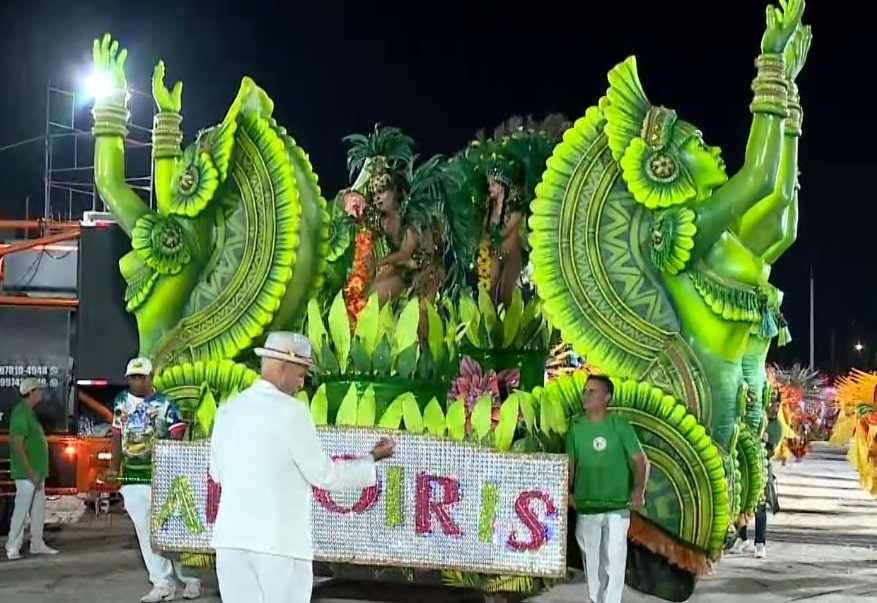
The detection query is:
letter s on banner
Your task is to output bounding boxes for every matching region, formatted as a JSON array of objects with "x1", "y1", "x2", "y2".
[
  {"x1": 507, "y1": 490, "x2": 557, "y2": 552},
  {"x1": 312, "y1": 454, "x2": 379, "y2": 514}
]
